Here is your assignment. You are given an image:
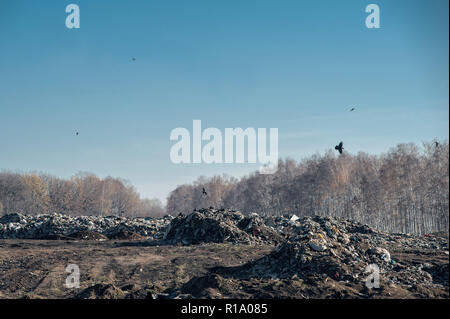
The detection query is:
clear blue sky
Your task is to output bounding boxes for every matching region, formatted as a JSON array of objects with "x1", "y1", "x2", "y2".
[{"x1": 0, "y1": 0, "x2": 448, "y2": 202}]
